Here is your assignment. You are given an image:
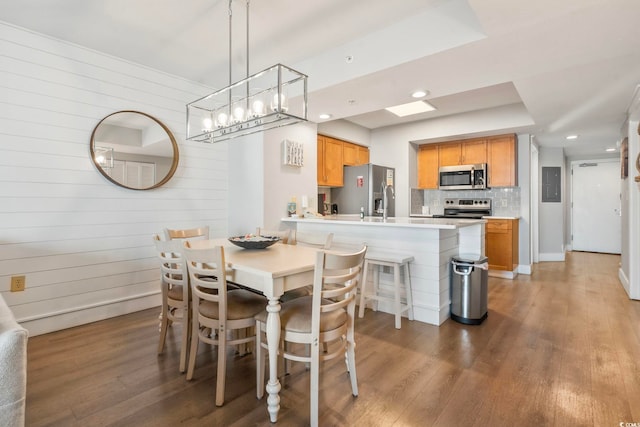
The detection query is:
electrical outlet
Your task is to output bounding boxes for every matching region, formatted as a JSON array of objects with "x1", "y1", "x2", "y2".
[
  {"x1": 11, "y1": 275, "x2": 26, "y2": 292},
  {"x1": 501, "y1": 199, "x2": 508, "y2": 207}
]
